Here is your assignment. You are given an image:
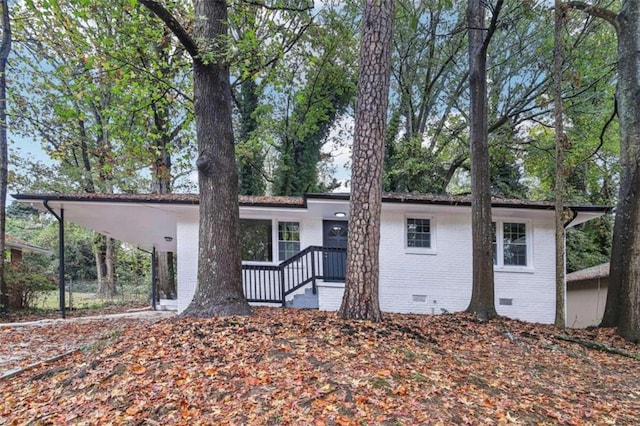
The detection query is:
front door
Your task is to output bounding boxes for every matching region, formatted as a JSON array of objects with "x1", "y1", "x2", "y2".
[{"x1": 322, "y1": 220, "x2": 348, "y2": 280}]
